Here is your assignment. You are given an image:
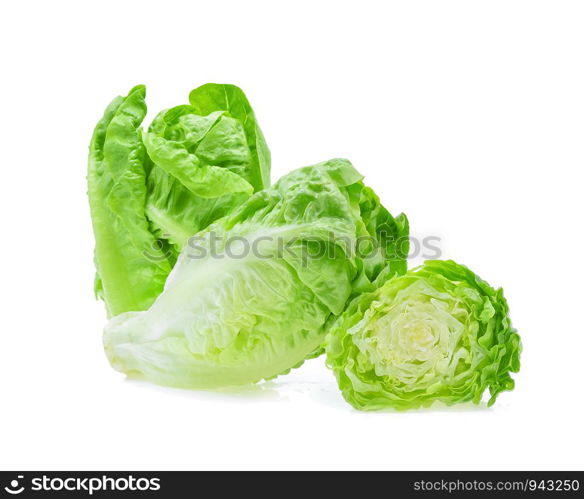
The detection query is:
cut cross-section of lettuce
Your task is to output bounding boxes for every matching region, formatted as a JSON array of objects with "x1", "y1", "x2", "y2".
[
  {"x1": 326, "y1": 260, "x2": 521, "y2": 410},
  {"x1": 88, "y1": 84, "x2": 270, "y2": 317},
  {"x1": 103, "y1": 159, "x2": 409, "y2": 389}
]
